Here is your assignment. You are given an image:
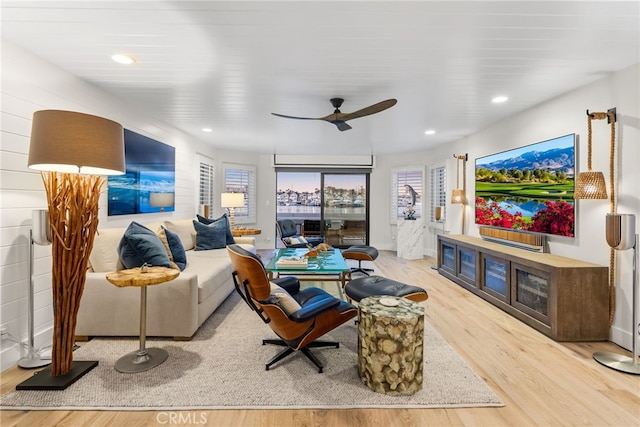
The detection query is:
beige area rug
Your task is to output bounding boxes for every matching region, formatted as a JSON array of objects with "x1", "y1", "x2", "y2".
[{"x1": 0, "y1": 293, "x2": 502, "y2": 410}]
